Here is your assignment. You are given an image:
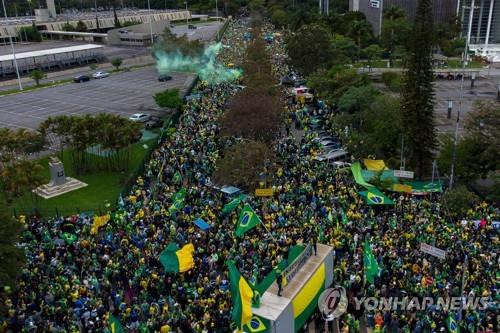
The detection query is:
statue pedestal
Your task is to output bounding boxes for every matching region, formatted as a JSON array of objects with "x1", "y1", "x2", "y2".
[{"x1": 33, "y1": 157, "x2": 87, "y2": 199}]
